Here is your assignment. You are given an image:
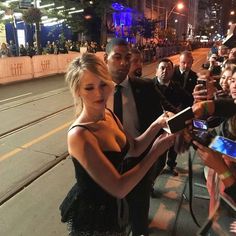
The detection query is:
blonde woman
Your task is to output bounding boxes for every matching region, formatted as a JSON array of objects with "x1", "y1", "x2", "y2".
[{"x1": 60, "y1": 53, "x2": 175, "y2": 236}]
